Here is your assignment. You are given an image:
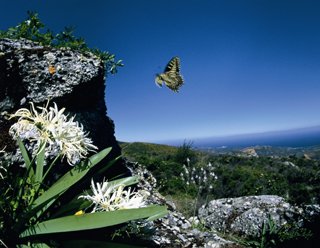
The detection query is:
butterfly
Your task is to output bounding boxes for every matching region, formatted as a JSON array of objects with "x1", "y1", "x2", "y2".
[{"x1": 155, "y1": 56, "x2": 184, "y2": 92}]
